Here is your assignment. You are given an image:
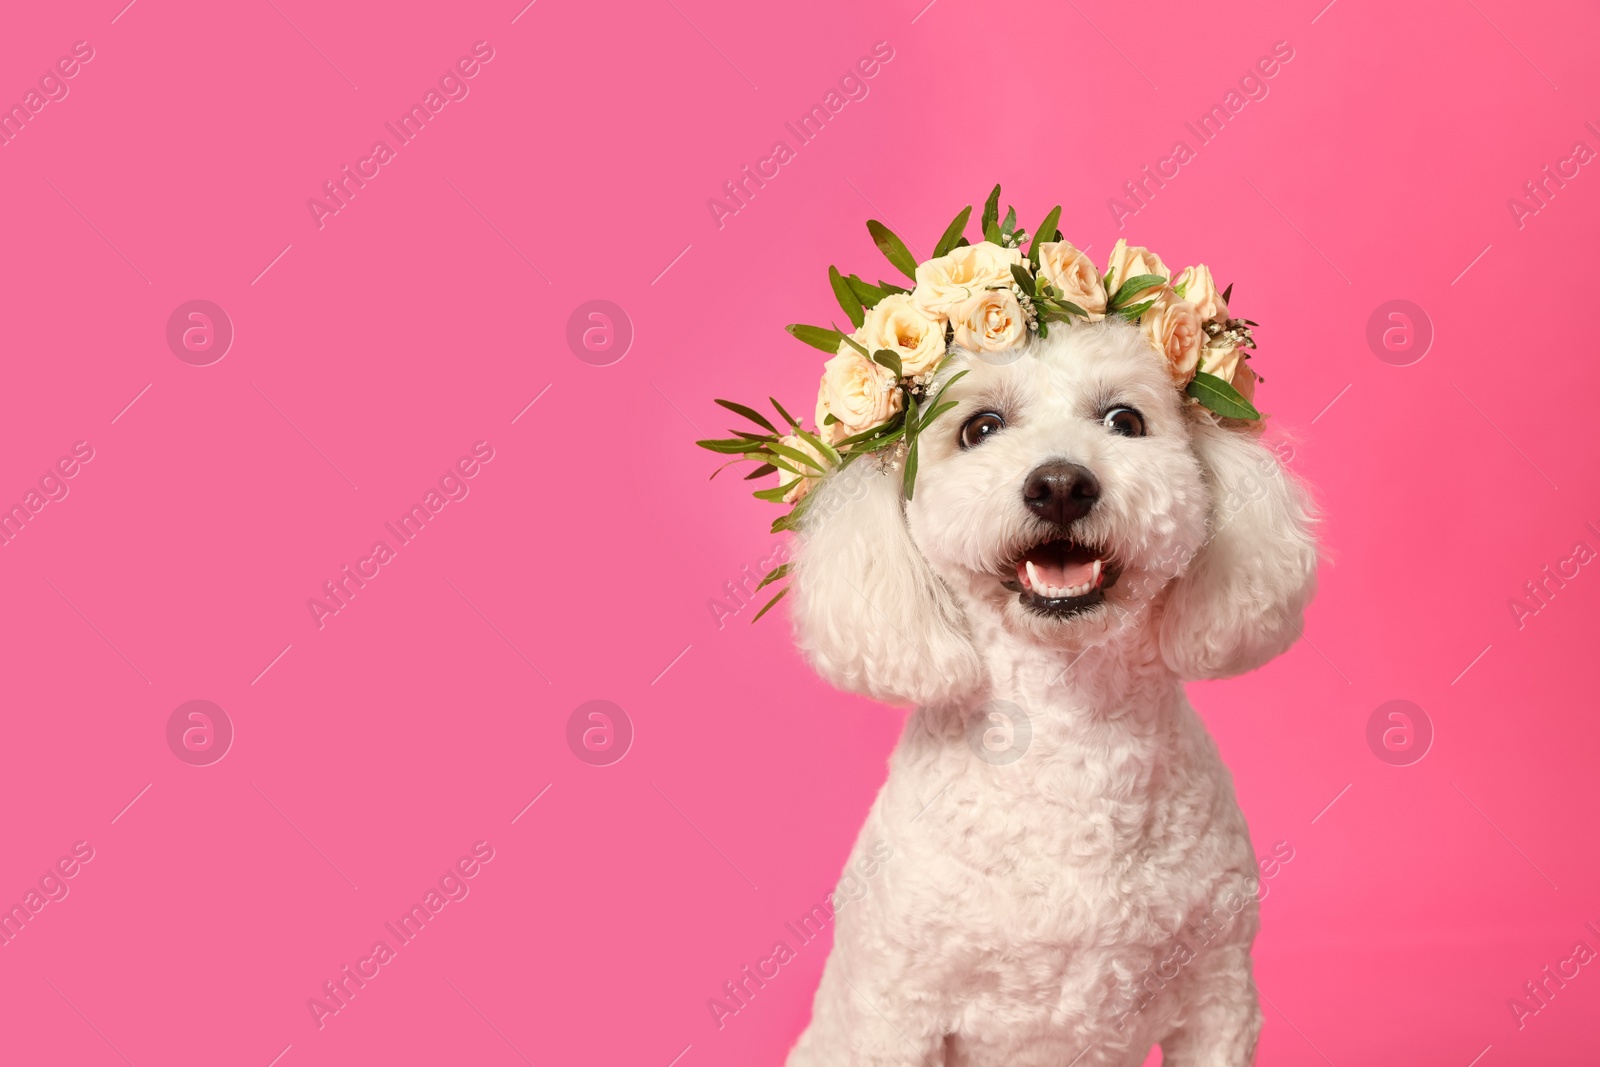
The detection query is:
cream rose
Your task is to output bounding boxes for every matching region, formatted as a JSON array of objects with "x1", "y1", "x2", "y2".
[
  {"x1": 1176, "y1": 264, "x2": 1228, "y2": 323},
  {"x1": 856, "y1": 294, "x2": 947, "y2": 375},
  {"x1": 1235, "y1": 363, "x2": 1258, "y2": 403},
  {"x1": 1142, "y1": 291, "x2": 1205, "y2": 385},
  {"x1": 1200, "y1": 342, "x2": 1243, "y2": 385},
  {"x1": 817, "y1": 348, "x2": 902, "y2": 437},
  {"x1": 952, "y1": 288, "x2": 1026, "y2": 353},
  {"x1": 775, "y1": 433, "x2": 828, "y2": 504},
  {"x1": 912, "y1": 242, "x2": 1023, "y2": 317},
  {"x1": 1104, "y1": 238, "x2": 1170, "y2": 305},
  {"x1": 1036, "y1": 242, "x2": 1106, "y2": 321},
  {"x1": 814, "y1": 389, "x2": 845, "y2": 445},
  {"x1": 1202, "y1": 344, "x2": 1258, "y2": 406}
]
